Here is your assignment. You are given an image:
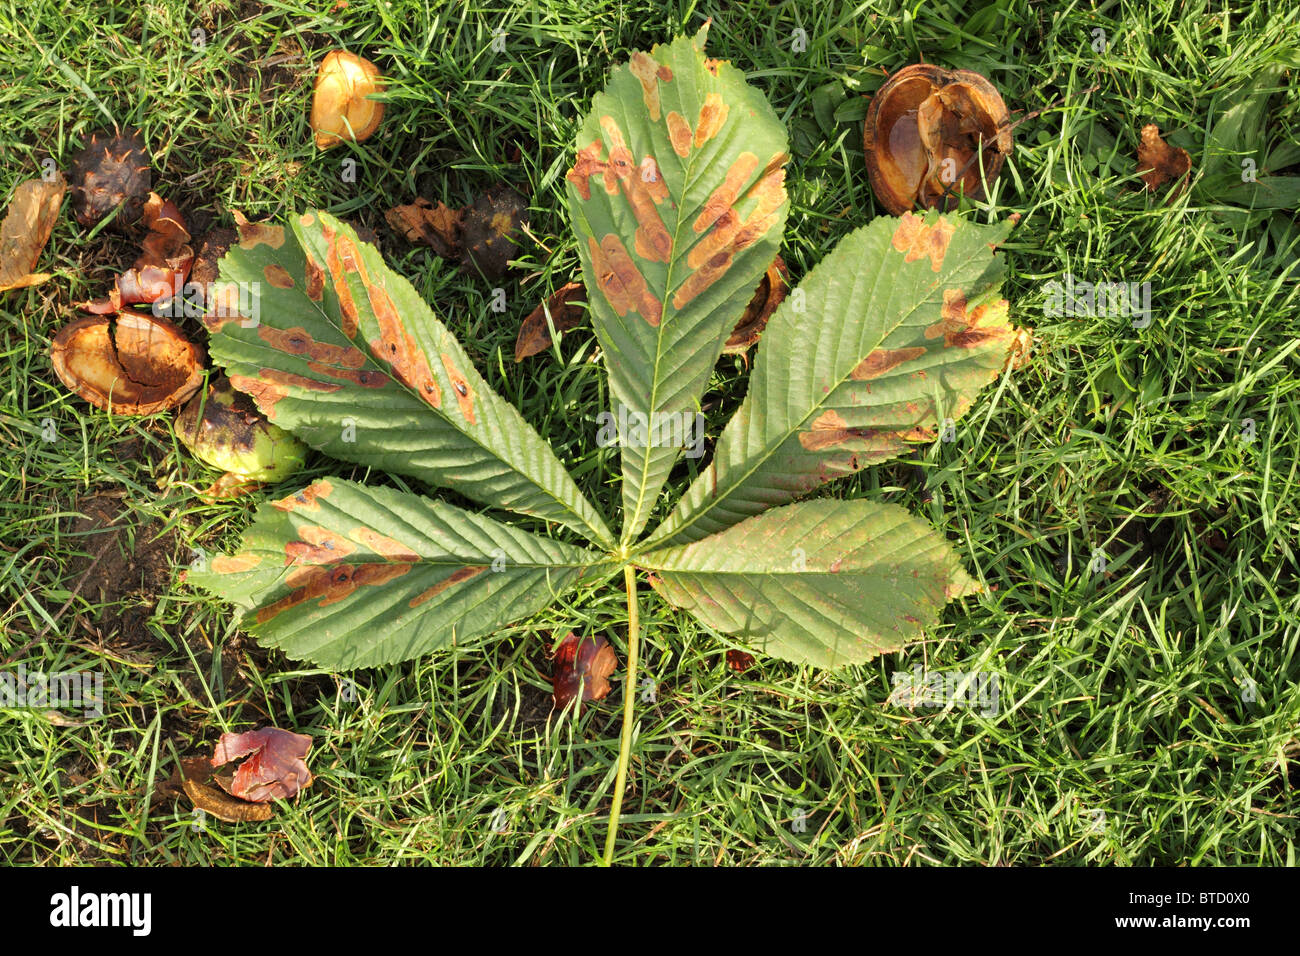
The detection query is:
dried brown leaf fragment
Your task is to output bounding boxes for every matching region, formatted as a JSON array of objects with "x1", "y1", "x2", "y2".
[
  {"x1": 552, "y1": 631, "x2": 619, "y2": 711},
  {"x1": 0, "y1": 173, "x2": 66, "y2": 292}
]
